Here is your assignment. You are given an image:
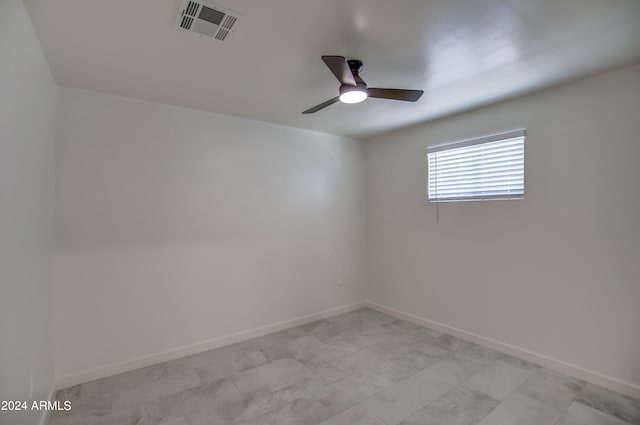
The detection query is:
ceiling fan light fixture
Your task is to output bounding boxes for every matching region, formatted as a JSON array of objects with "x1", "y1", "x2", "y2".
[
  {"x1": 302, "y1": 56, "x2": 423, "y2": 114},
  {"x1": 339, "y1": 85, "x2": 368, "y2": 104}
]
